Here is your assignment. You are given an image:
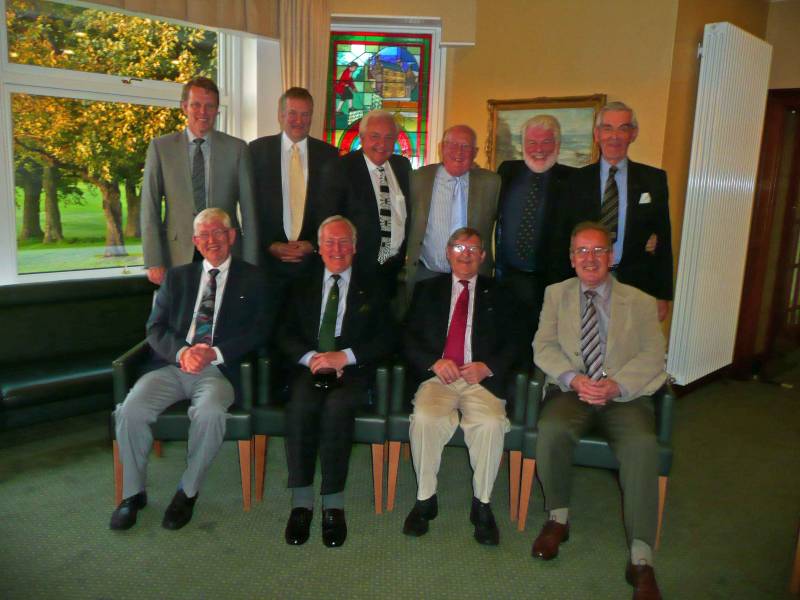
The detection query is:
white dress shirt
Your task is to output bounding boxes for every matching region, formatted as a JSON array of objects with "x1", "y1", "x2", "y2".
[
  {"x1": 181, "y1": 256, "x2": 231, "y2": 365},
  {"x1": 445, "y1": 273, "x2": 478, "y2": 364},
  {"x1": 364, "y1": 154, "x2": 406, "y2": 257},
  {"x1": 299, "y1": 267, "x2": 357, "y2": 367}
]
